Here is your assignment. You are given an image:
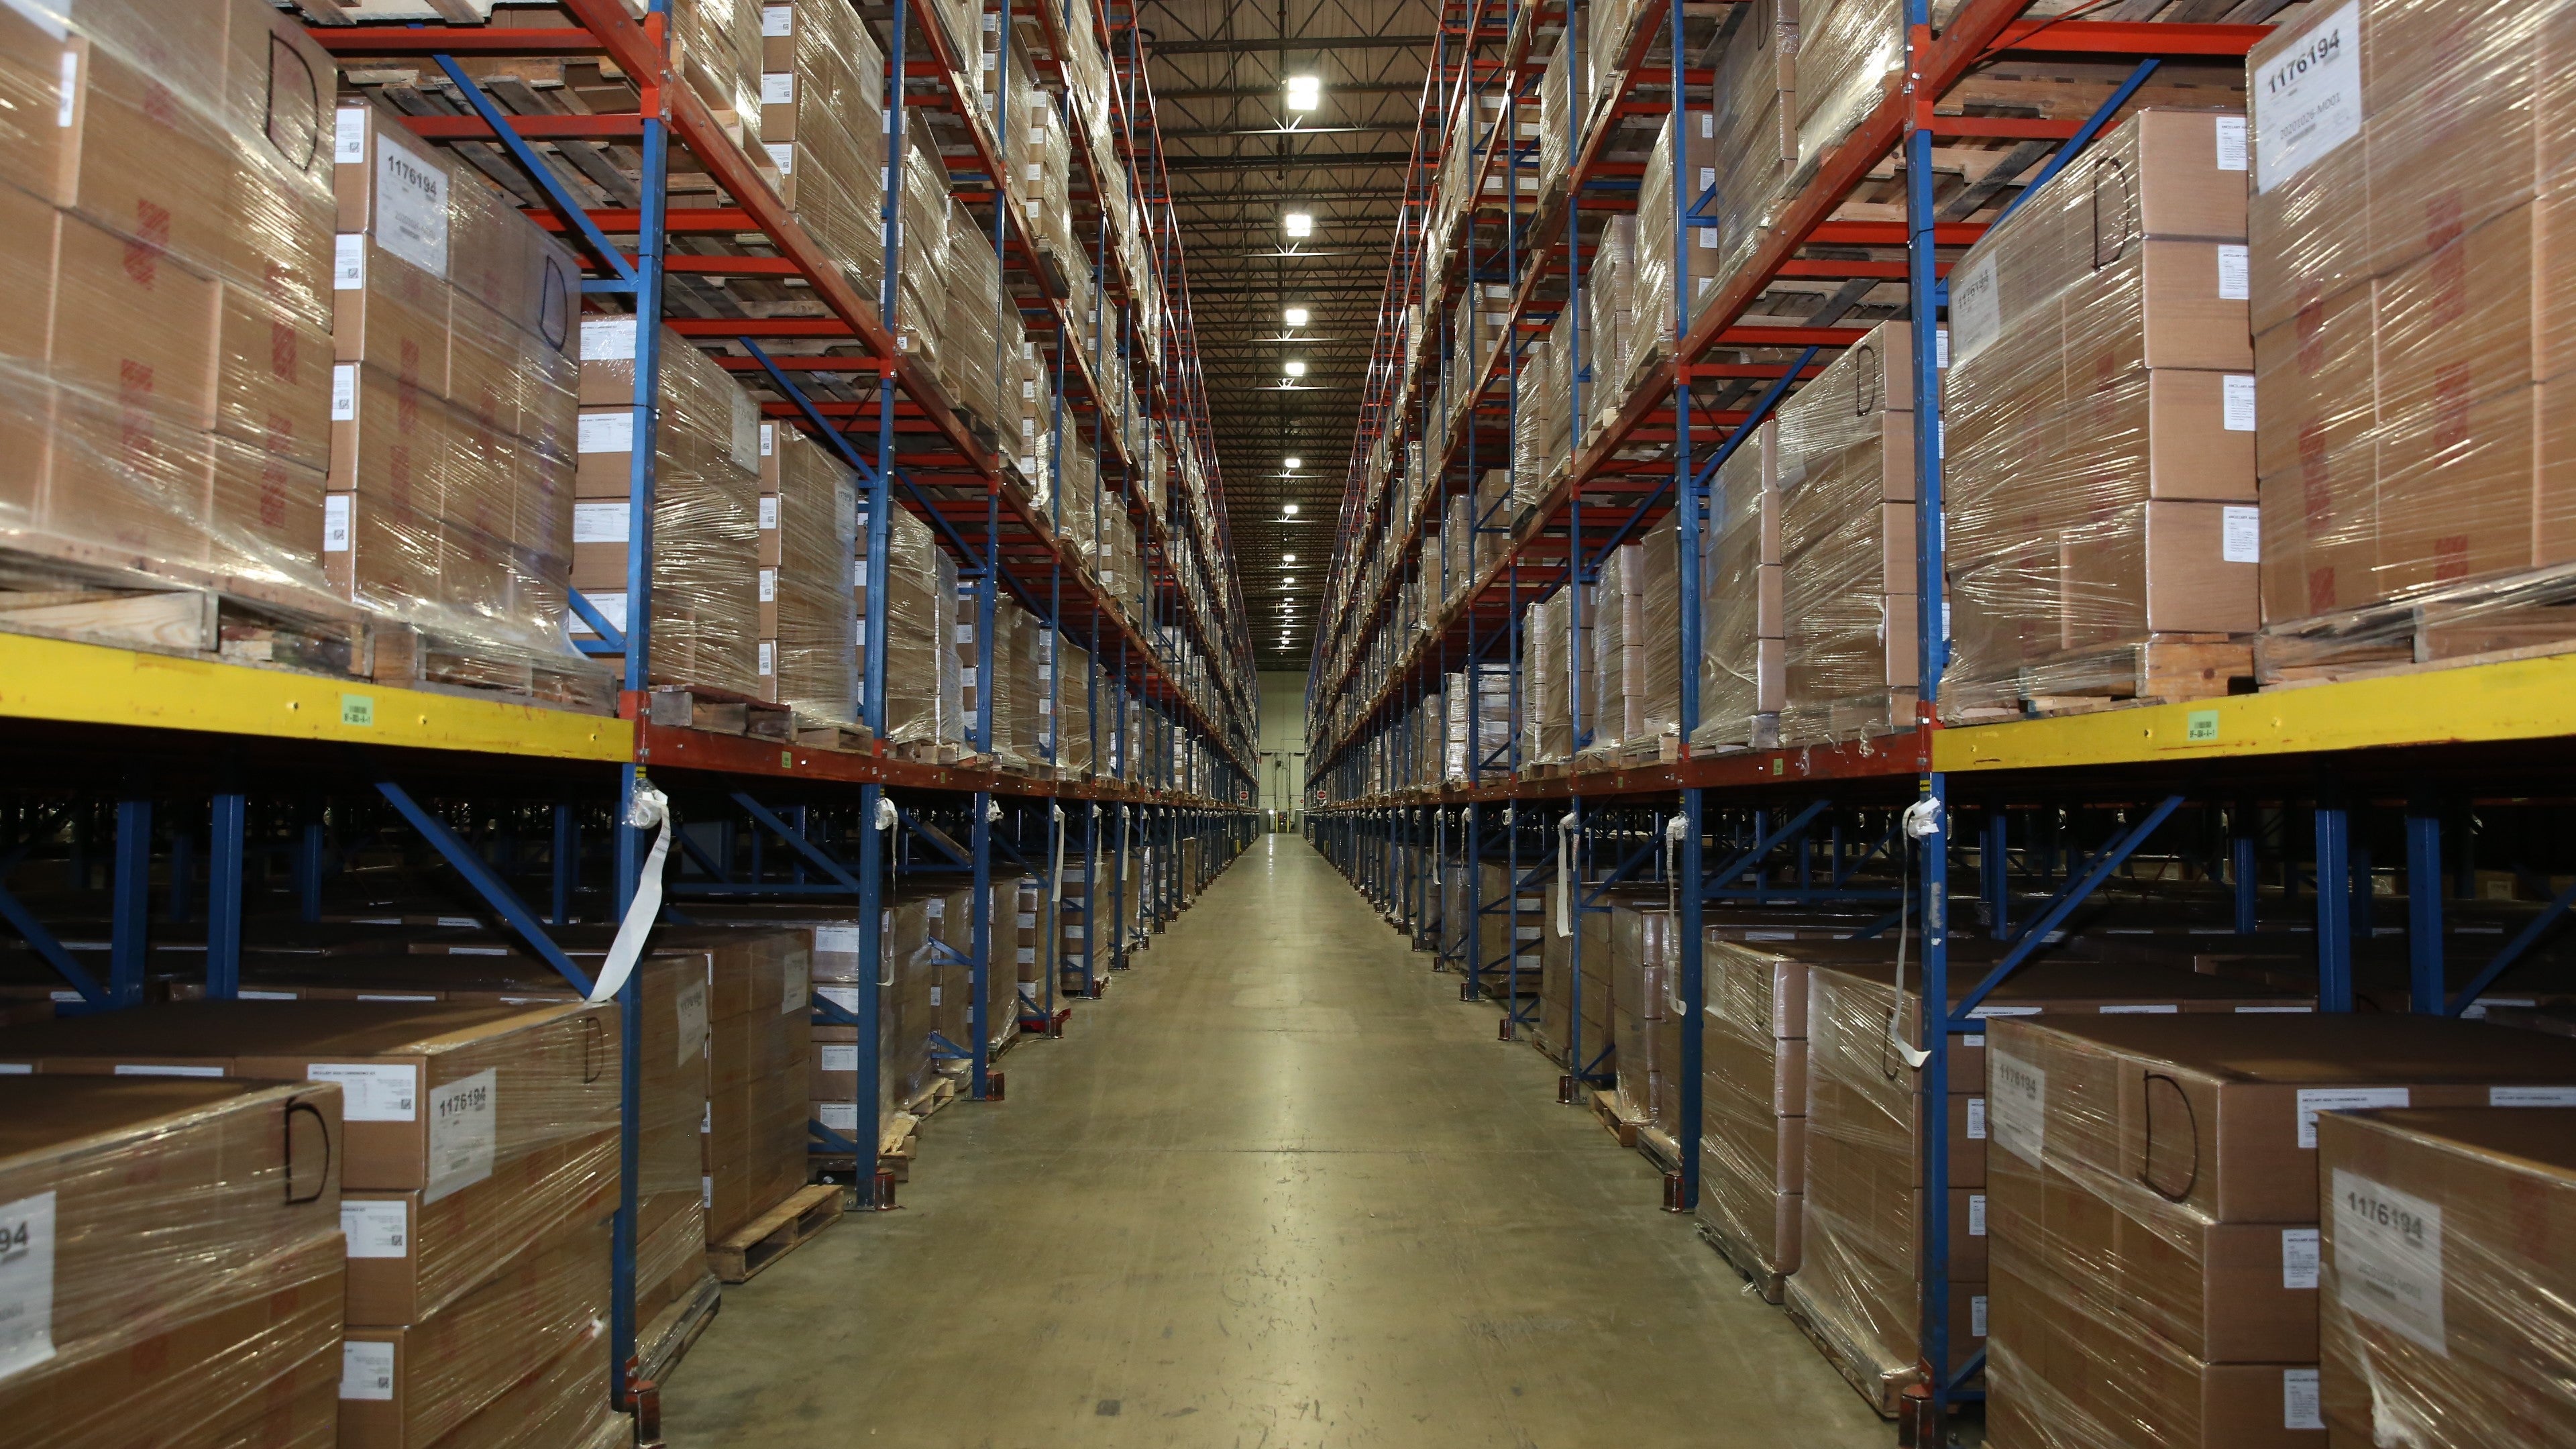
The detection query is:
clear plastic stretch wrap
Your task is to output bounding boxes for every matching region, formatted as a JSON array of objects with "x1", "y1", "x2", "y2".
[
  {"x1": 1943, "y1": 109, "x2": 2254, "y2": 715},
  {"x1": 1514, "y1": 322, "x2": 1560, "y2": 505},
  {"x1": 763, "y1": 425, "x2": 860, "y2": 725},
  {"x1": 333, "y1": 100, "x2": 607, "y2": 684},
  {"x1": 0, "y1": 1078, "x2": 345, "y2": 1449},
  {"x1": 574, "y1": 323, "x2": 763, "y2": 697},
  {"x1": 1705, "y1": 1, "x2": 1797, "y2": 313},
  {"x1": 1044, "y1": 633, "x2": 1094, "y2": 771},
  {"x1": 2249, "y1": 0, "x2": 2576, "y2": 657},
  {"x1": 1981, "y1": 1015, "x2": 2576, "y2": 1449},
  {"x1": 760, "y1": 0, "x2": 888, "y2": 300},
  {"x1": 0, "y1": 0, "x2": 350, "y2": 612},
  {"x1": 2315, "y1": 1108, "x2": 2576, "y2": 1449},
  {"x1": 1629, "y1": 108, "x2": 1720, "y2": 385},
  {"x1": 942, "y1": 195, "x2": 1008, "y2": 431},
  {"x1": 1588, "y1": 215, "x2": 1638, "y2": 421},
  {"x1": 1609, "y1": 901, "x2": 1679, "y2": 1130},
  {"x1": 1526, "y1": 590, "x2": 1570, "y2": 763},
  {"x1": 894, "y1": 142, "x2": 953, "y2": 366},
  {"x1": 675, "y1": 0, "x2": 765, "y2": 154},
  {"x1": 1790, "y1": 0, "x2": 1902, "y2": 183},
  {"x1": 1696, "y1": 934, "x2": 1812, "y2": 1289},
  {"x1": 1586, "y1": 0, "x2": 1633, "y2": 120},
  {"x1": 1696, "y1": 418, "x2": 1782, "y2": 749},
  {"x1": 1538, "y1": 19, "x2": 1578, "y2": 197},
  {"x1": 1773, "y1": 321, "x2": 1923, "y2": 743},
  {"x1": 1013, "y1": 340, "x2": 1055, "y2": 508},
  {"x1": 868, "y1": 505, "x2": 962, "y2": 744},
  {"x1": 1585, "y1": 541, "x2": 1641, "y2": 754}
]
